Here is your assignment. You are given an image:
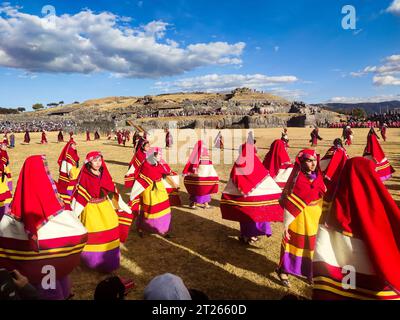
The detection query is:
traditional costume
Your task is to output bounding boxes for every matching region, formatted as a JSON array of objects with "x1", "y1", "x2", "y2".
[
  {"x1": 165, "y1": 129, "x2": 173, "y2": 148},
  {"x1": 57, "y1": 139, "x2": 80, "y2": 206},
  {"x1": 379, "y1": 123, "x2": 387, "y2": 142},
  {"x1": 281, "y1": 128, "x2": 289, "y2": 146},
  {"x1": 86, "y1": 130, "x2": 91, "y2": 141},
  {"x1": 40, "y1": 131, "x2": 47, "y2": 144},
  {"x1": 221, "y1": 143, "x2": 283, "y2": 243},
  {"x1": 0, "y1": 144, "x2": 12, "y2": 220},
  {"x1": 363, "y1": 128, "x2": 395, "y2": 181},
  {"x1": 24, "y1": 130, "x2": 30, "y2": 144},
  {"x1": 58, "y1": 130, "x2": 64, "y2": 143},
  {"x1": 94, "y1": 131, "x2": 100, "y2": 140},
  {"x1": 214, "y1": 131, "x2": 224, "y2": 150},
  {"x1": 183, "y1": 140, "x2": 219, "y2": 208},
  {"x1": 342, "y1": 126, "x2": 353, "y2": 146},
  {"x1": 310, "y1": 128, "x2": 322, "y2": 147},
  {"x1": 69, "y1": 152, "x2": 132, "y2": 273},
  {"x1": 147, "y1": 147, "x2": 181, "y2": 206},
  {"x1": 124, "y1": 139, "x2": 149, "y2": 188},
  {"x1": 129, "y1": 152, "x2": 172, "y2": 236},
  {"x1": 313, "y1": 157, "x2": 400, "y2": 300},
  {"x1": 277, "y1": 149, "x2": 326, "y2": 284},
  {"x1": 9, "y1": 133, "x2": 15, "y2": 148},
  {"x1": 0, "y1": 155, "x2": 87, "y2": 300},
  {"x1": 262, "y1": 139, "x2": 294, "y2": 189},
  {"x1": 320, "y1": 139, "x2": 349, "y2": 205}
]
